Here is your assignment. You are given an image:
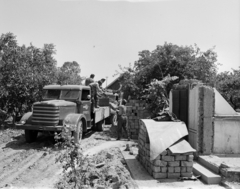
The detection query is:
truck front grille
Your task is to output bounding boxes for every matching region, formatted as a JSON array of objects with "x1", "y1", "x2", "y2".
[{"x1": 32, "y1": 104, "x2": 59, "y2": 126}]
